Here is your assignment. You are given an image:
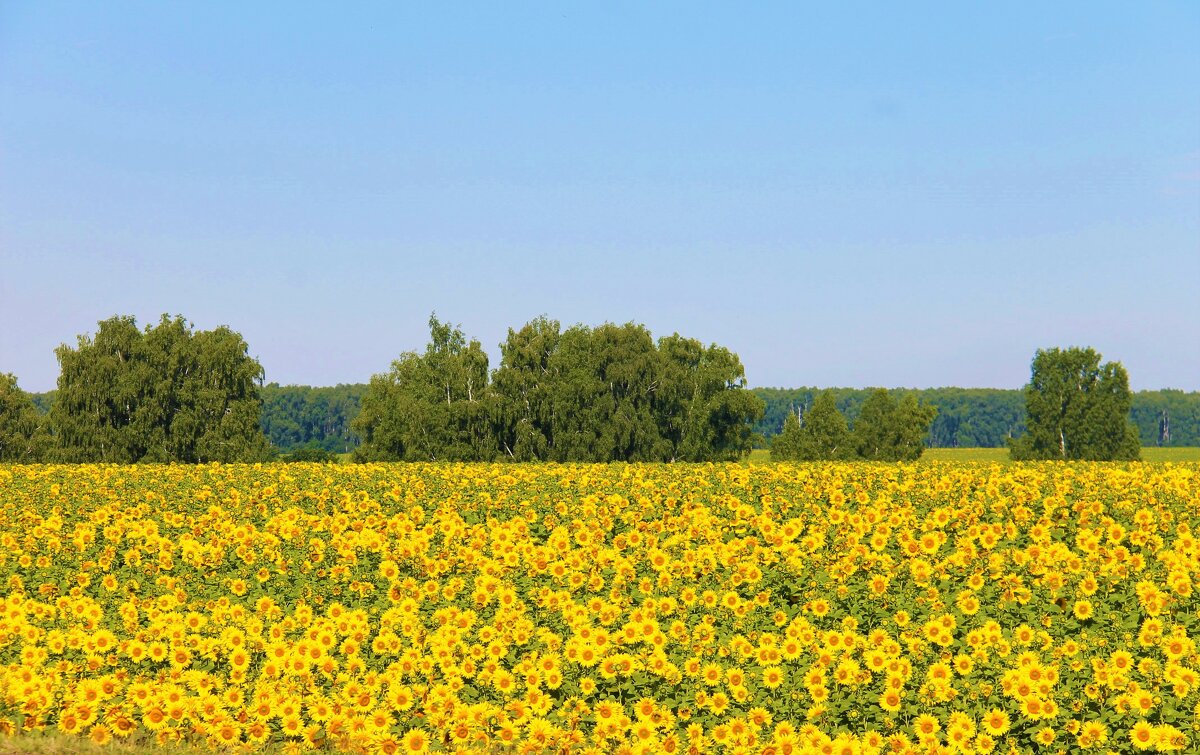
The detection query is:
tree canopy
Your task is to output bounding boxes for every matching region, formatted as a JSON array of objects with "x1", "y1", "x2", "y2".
[
  {"x1": 771, "y1": 390, "x2": 853, "y2": 461},
  {"x1": 50, "y1": 315, "x2": 271, "y2": 462},
  {"x1": 770, "y1": 411, "x2": 804, "y2": 461},
  {"x1": 771, "y1": 388, "x2": 936, "y2": 461},
  {"x1": 1009, "y1": 347, "x2": 1140, "y2": 461},
  {"x1": 852, "y1": 389, "x2": 938, "y2": 462},
  {"x1": 260, "y1": 384, "x2": 363, "y2": 454},
  {"x1": 803, "y1": 390, "x2": 854, "y2": 460},
  {"x1": 0, "y1": 373, "x2": 51, "y2": 462},
  {"x1": 754, "y1": 387, "x2": 1025, "y2": 448},
  {"x1": 353, "y1": 315, "x2": 763, "y2": 462},
  {"x1": 15, "y1": 322, "x2": 1198, "y2": 460},
  {"x1": 352, "y1": 315, "x2": 497, "y2": 462}
]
